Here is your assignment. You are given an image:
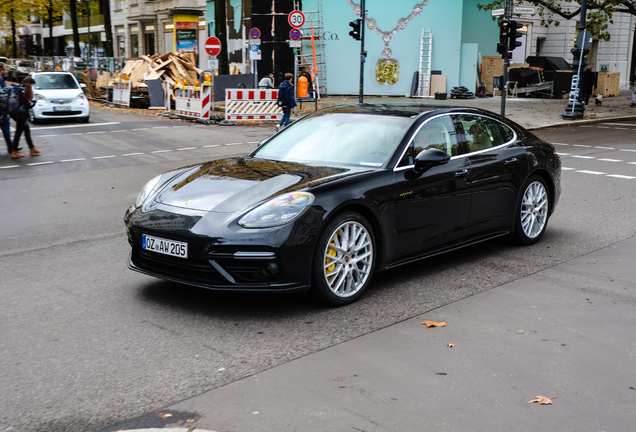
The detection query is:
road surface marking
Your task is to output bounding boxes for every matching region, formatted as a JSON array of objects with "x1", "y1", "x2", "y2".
[
  {"x1": 620, "y1": 149, "x2": 636, "y2": 153},
  {"x1": 132, "y1": 128, "x2": 149, "y2": 131},
  {"x1": 151, "y1": 150, "x2": 173, "y2": 153},
  {"x1": 594, "y1": 146, "x2": 615, "y2": 150},
  {"x1": 177, "y1": 147, "x2": 198, "y2": 151},
  {"x1": 87, "y1": 131, "x2": 107, "y2": 134},
  {"x1": 122, "y1": 153, "x2": 145, "y2": 156},
  {"x1": 0, "y1": 165, "x2": 19, "y2": 169},
  {"x1": 598, "y1": 158, "x2": 622, "y2": 162},
  {"x1": 31, "y1": 122, "x2": 121, "y2": 130},
  {"x1": 596, "y1": 126, "x2": 610, "y2": 129},
  {"x1": 606, "y1": 174, "x2": 636, "y2": 179},
  {"x1": 224, "y1": 143, "x2": 244, "y2": 146},
  {"x1": 561, "y1": 167, "x2": 575, "y2": 170},
  {"x1": 576, "y1": 170, "x2": 605, "y2": 175},
  {"x1": 60, "y1": 158, "x2": 87, "y2": 162},
  {"x1": 27, "y1": 161, "x2": 54, "y2": 166},
  {"x1": 571, "y1": 155, "x2": 595, "y2": 159},
  {"x1": 92, "y1": 155, "x2": 116, "y2": 159},
  {"x1": 600, "y1": 123, "x2": 636, "y2": 127},
  {"x1": 558, "y1": 152, "x2": 571, "y2": 156},
  {"x1": 572, "y1": 144, "x2": 591, "y2": 147},
  {"x1": 552, "y1": 142, "x2": 570, "y2": 146},
  {"x1": 203, "y1": 144, "x2": 220, "y2": 148}
]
